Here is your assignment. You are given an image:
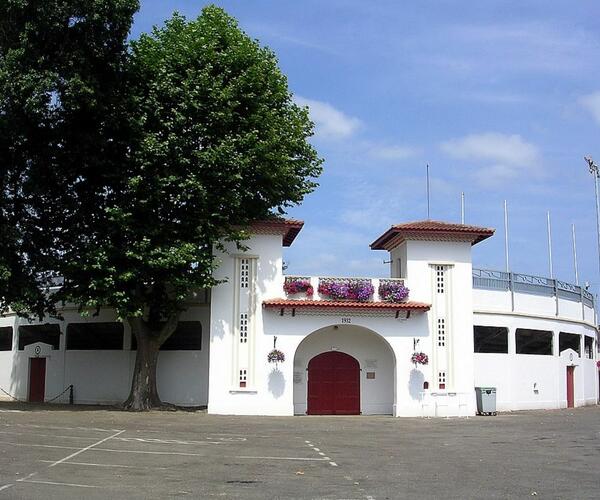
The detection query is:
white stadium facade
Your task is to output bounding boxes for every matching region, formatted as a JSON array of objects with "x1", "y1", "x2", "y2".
[{"x1": 0, "y1": 219, "x2": 598, "y2": 417}]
